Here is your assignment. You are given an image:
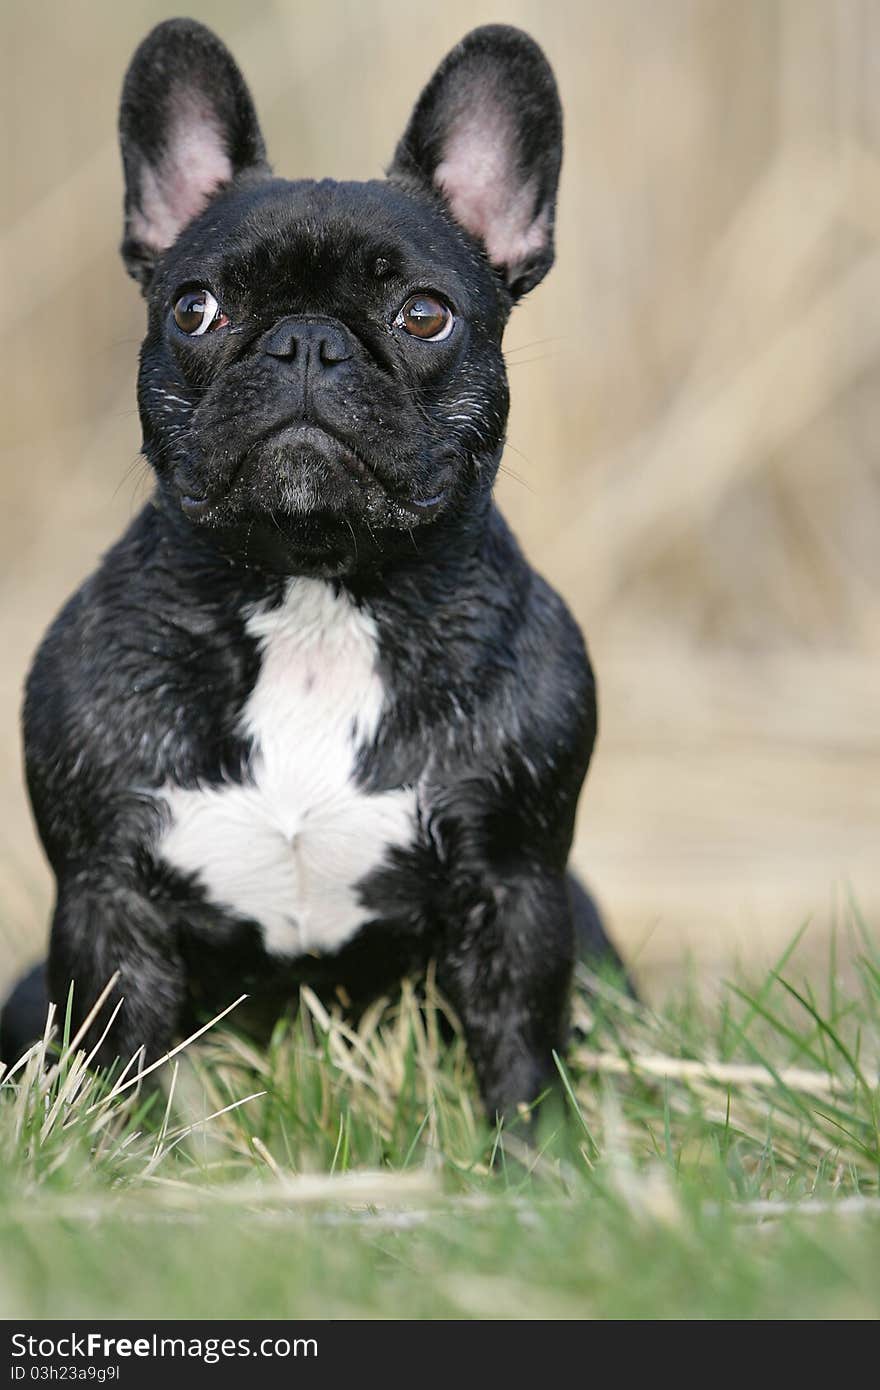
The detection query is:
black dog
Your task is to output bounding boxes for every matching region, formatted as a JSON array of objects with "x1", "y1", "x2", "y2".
[{"x1": 1, "y1": 19, "x2": 621, "y2": 1121}]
